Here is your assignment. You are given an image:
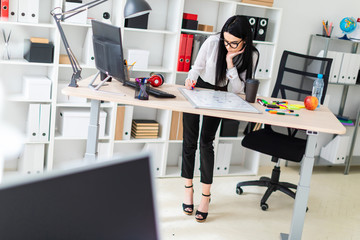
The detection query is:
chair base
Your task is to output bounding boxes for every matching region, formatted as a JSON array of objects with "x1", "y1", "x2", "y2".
[{"x1": 236, "y1": 166, "x2": 297, "y2": 211}]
